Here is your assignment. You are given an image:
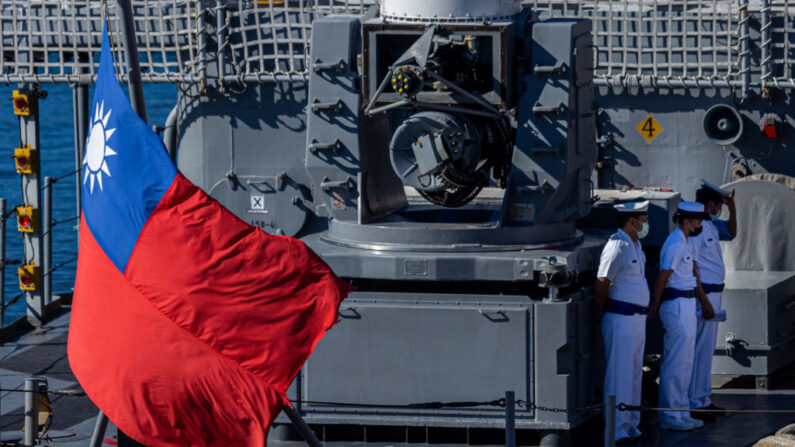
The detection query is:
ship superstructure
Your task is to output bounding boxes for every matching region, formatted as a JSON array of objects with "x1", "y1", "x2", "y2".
[{"x1": 1, "y1": 1, "x2": 795, "y2": 446}]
